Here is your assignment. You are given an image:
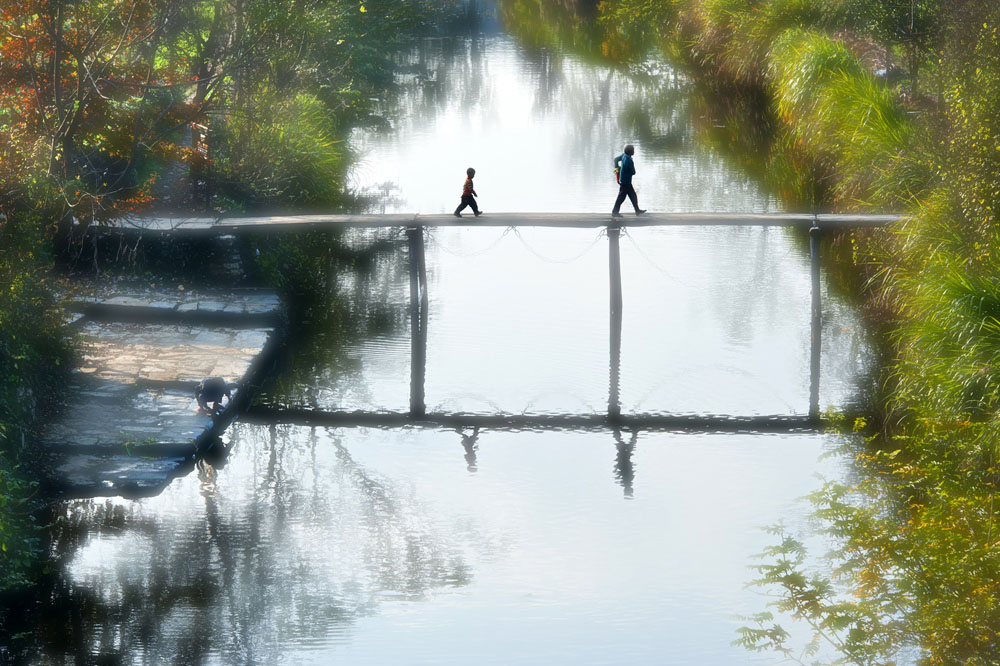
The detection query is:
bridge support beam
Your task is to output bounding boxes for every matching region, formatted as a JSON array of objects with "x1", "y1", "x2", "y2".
[
  {"x1": 608, "y1": 224, "x2": 623, "y2": 421},
  {"x1": 408, "y1": 226, "x2": 428, "y2": 418},
  {"x1": 809, "y1": 220, "x2": 822, "y2": 421}
]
